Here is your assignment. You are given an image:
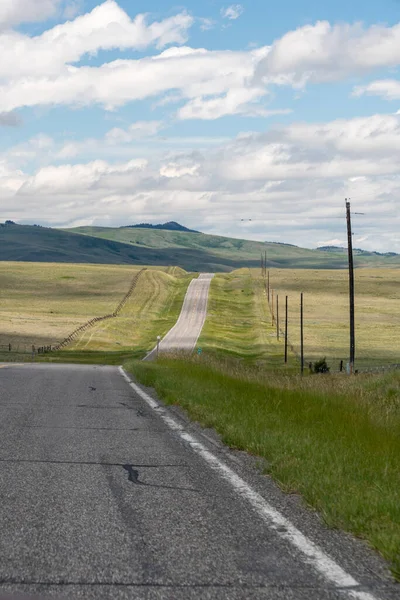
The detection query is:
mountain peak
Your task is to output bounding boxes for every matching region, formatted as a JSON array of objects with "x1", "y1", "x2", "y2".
[{"x1": 124, "y1": 221, "x2": 199, "y2": 233}]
